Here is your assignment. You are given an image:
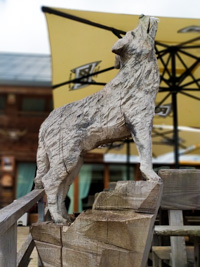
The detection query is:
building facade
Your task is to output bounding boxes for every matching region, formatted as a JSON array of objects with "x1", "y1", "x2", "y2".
[{"x1": 0, "y1": 53, "x2": 52, "y2": 209}]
